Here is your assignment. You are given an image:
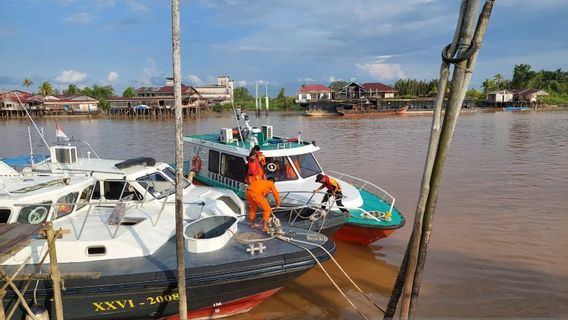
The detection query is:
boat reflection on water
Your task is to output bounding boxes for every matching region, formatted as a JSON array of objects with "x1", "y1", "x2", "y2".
[{"x1": 231, "y1": 241, "x2": 399, "y2": 319}]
